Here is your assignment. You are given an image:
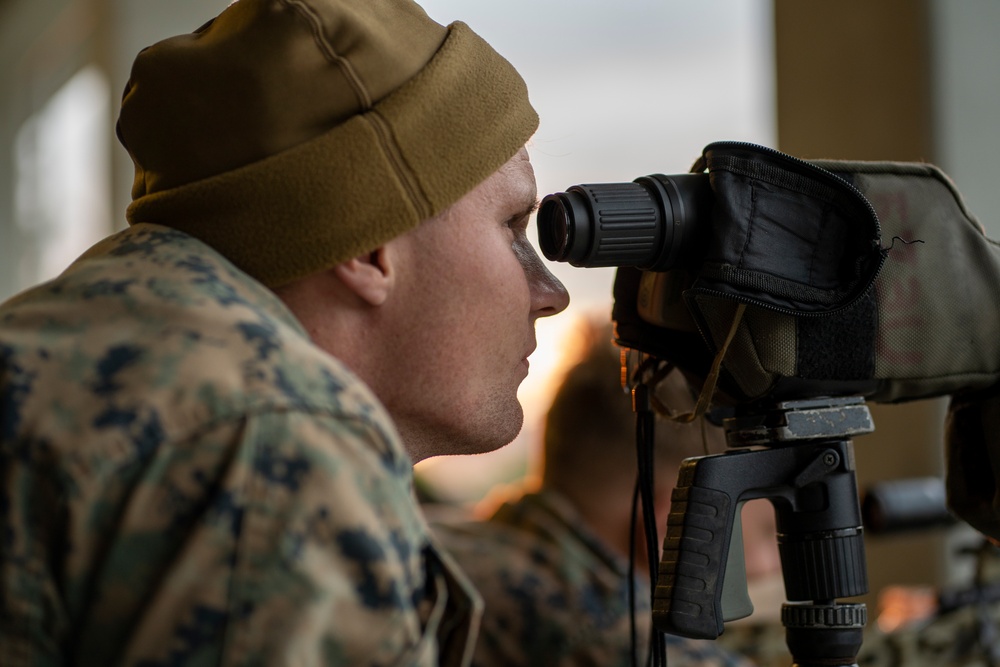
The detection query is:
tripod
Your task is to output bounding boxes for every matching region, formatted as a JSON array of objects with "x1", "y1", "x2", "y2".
[{"x1": 652, "y1": 396, "x2": 873, "y2": 666}]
